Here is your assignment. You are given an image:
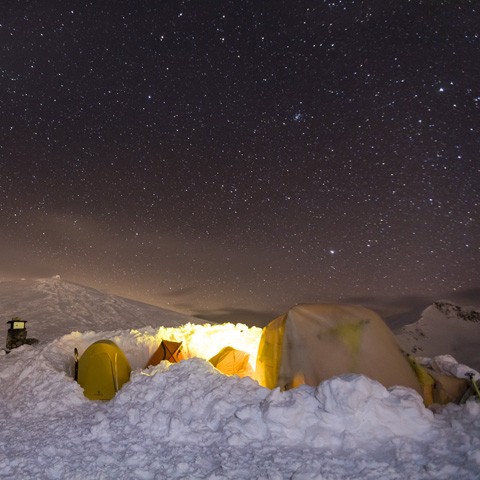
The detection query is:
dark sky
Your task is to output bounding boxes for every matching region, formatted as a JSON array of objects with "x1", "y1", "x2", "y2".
[{"x1": 1, "y1": 1, "x2": 479, "y2": 325}]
